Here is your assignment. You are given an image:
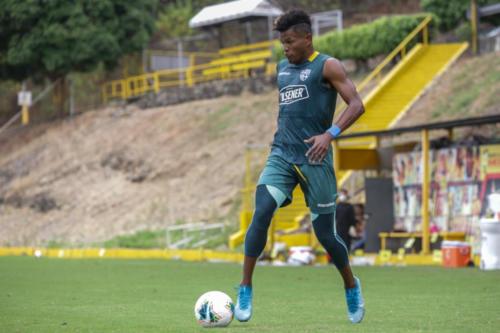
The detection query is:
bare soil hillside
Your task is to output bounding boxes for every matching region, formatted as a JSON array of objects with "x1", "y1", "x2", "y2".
[{"x1": 0, "y1": 92, "x2": 277, "y2": 246}]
